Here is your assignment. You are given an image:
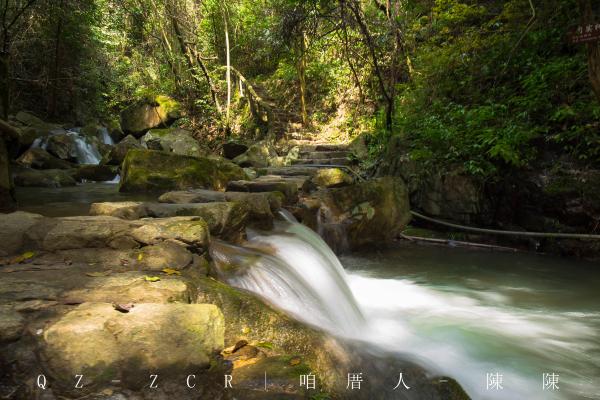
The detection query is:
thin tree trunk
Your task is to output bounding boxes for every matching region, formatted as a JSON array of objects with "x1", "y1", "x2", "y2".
[
  {"x1": 224, "y1": 14, "x2": 231, "y2": 126},
  {"x1": 347, "y1": 0, "x2": 393, "y2": 128},
  {"x1": 170, "y1": 12, "x2": 221, "y2": 113},
  {"x1": 0, "y1": 51, "x2": 9, "y2": 120},
  {"x1": 298, "y1": 31, "x2": 308, "y2": 125}
]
